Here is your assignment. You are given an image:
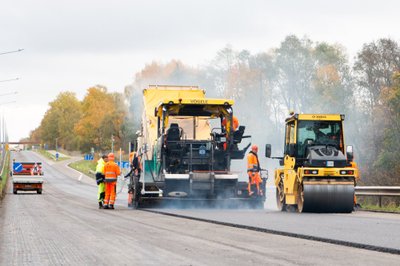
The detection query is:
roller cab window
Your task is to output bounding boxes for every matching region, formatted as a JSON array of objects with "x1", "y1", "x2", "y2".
[{"x1": 297, "y1": 120, "x2": 342, "y2": 158}]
